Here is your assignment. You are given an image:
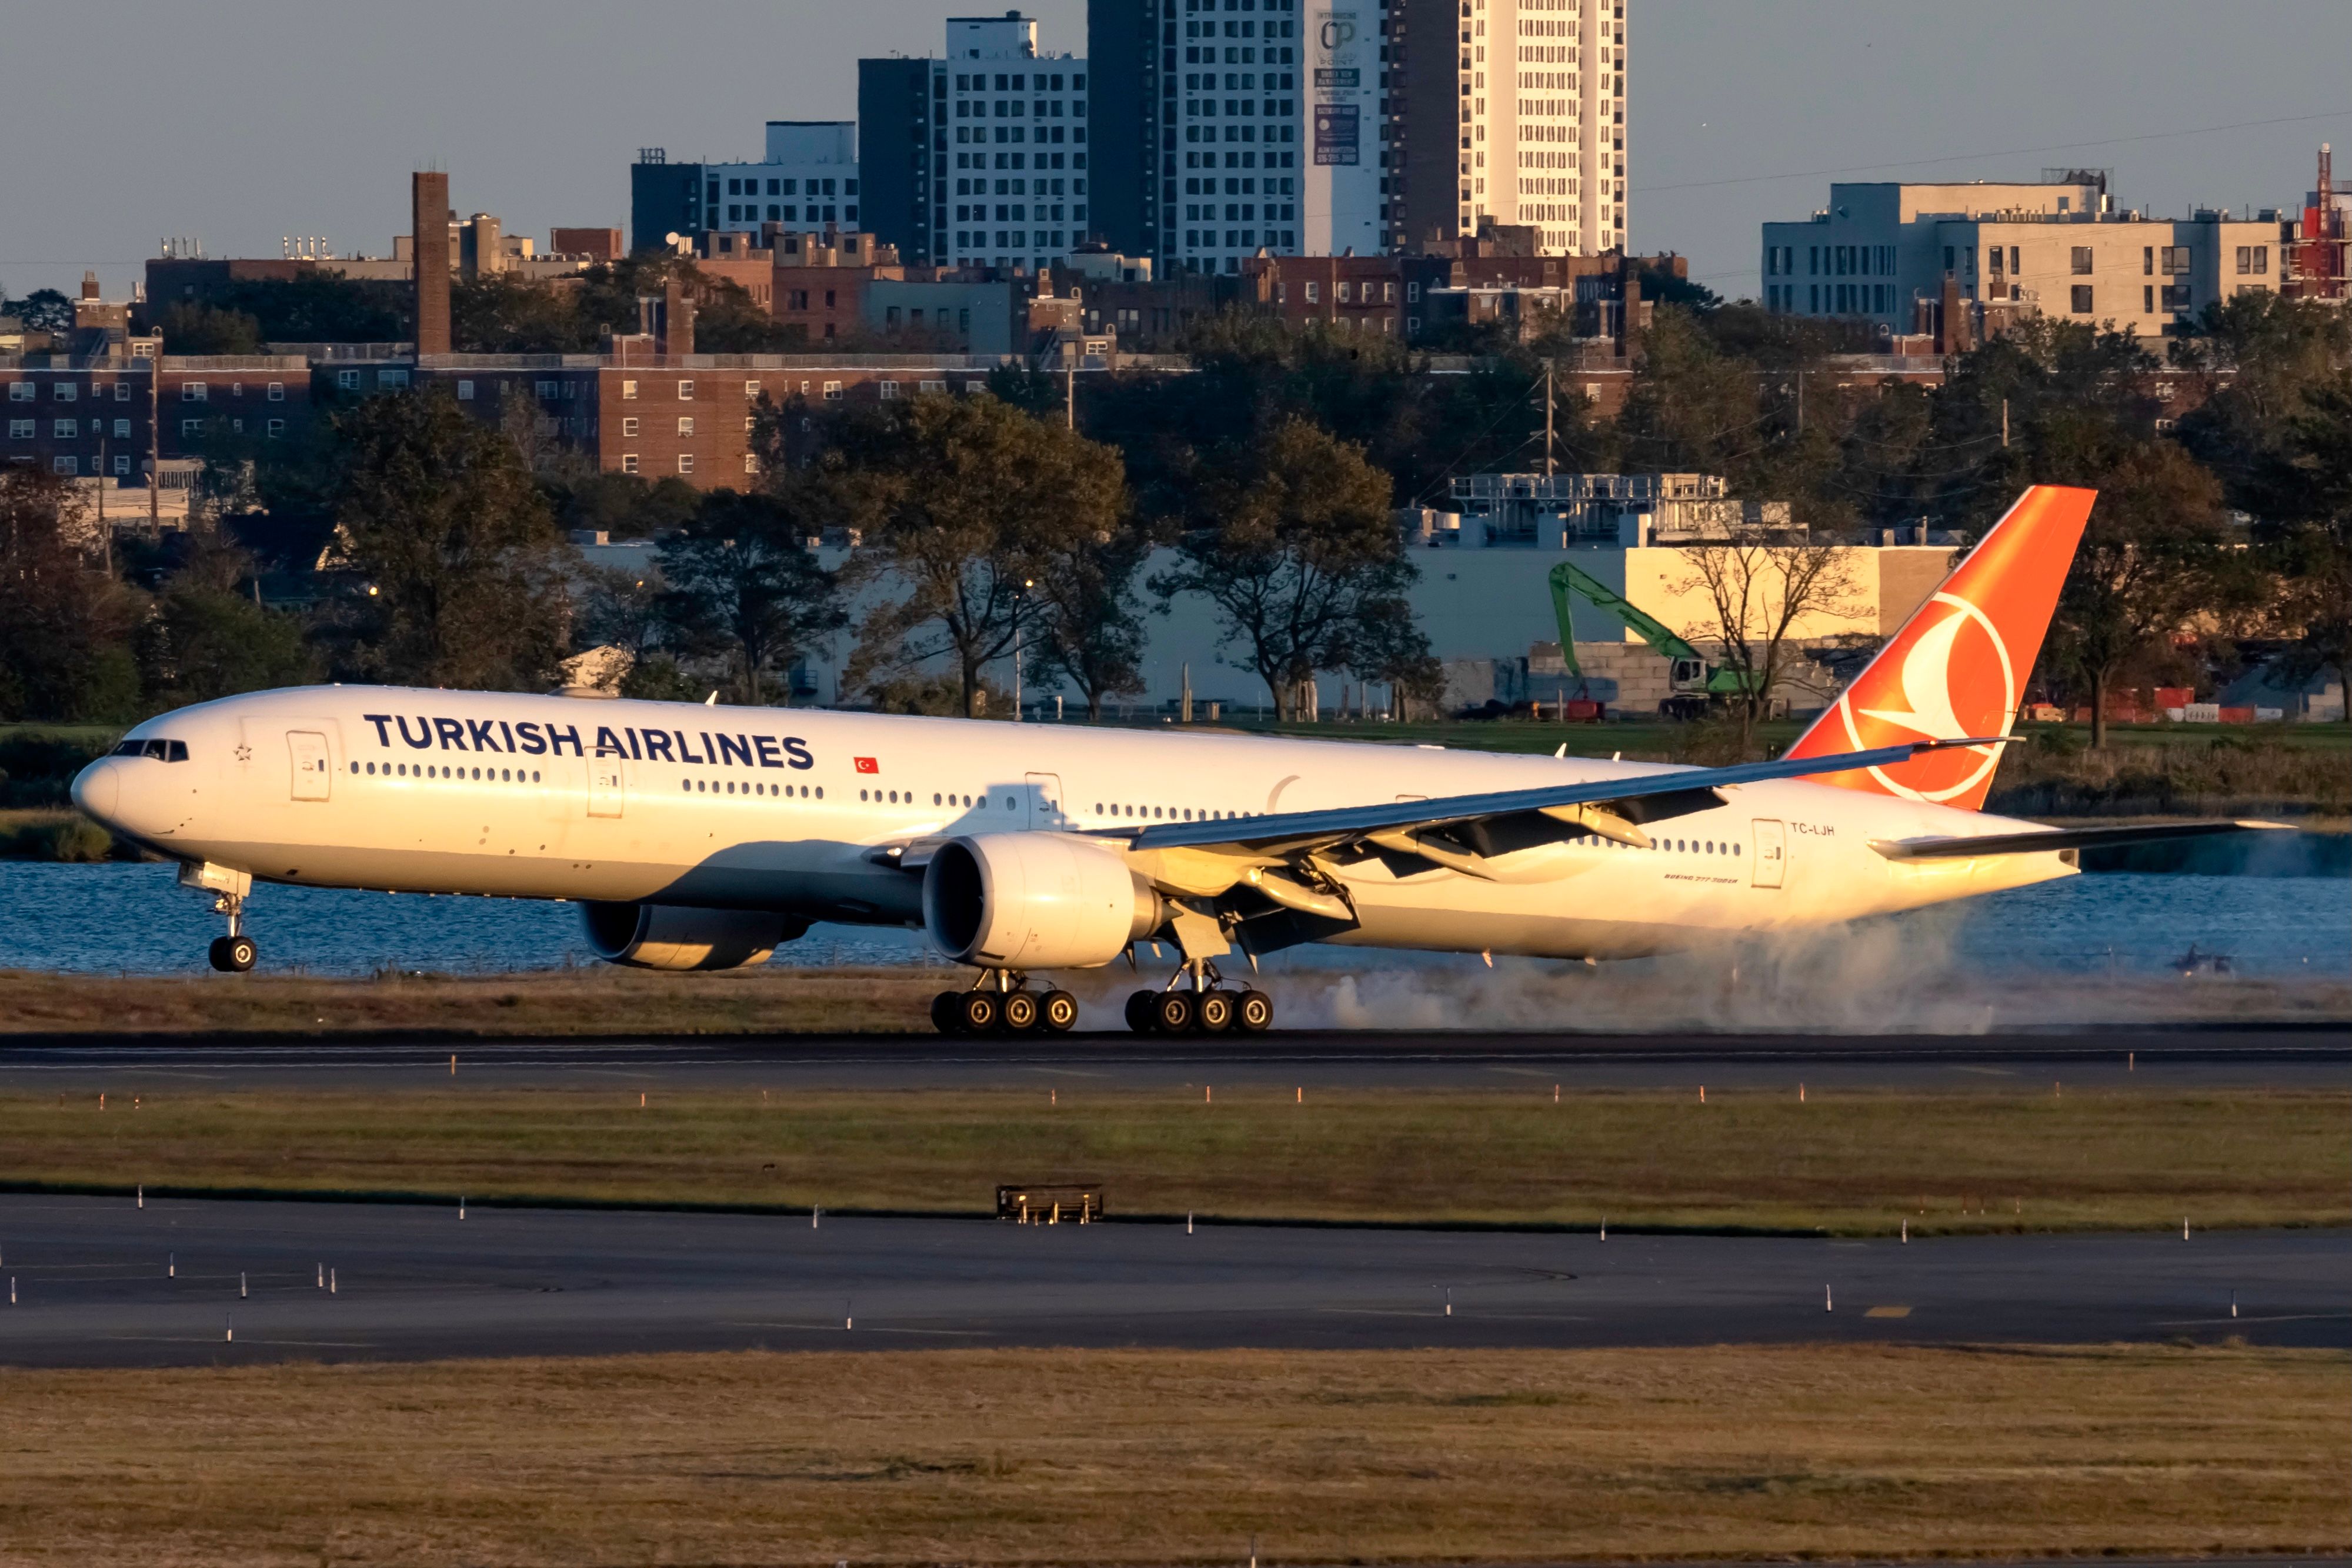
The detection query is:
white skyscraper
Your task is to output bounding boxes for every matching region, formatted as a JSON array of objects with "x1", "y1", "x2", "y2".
[
  {"x1": 1394, "y1": 0, "x2": 1626, "y2": 256},
  {"x1": 1166, "y1": 0, "x2": 1381, "y2": 273},
  {"x1": 938, "y1": 14, "x2": 1093, "y2": 272}
]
